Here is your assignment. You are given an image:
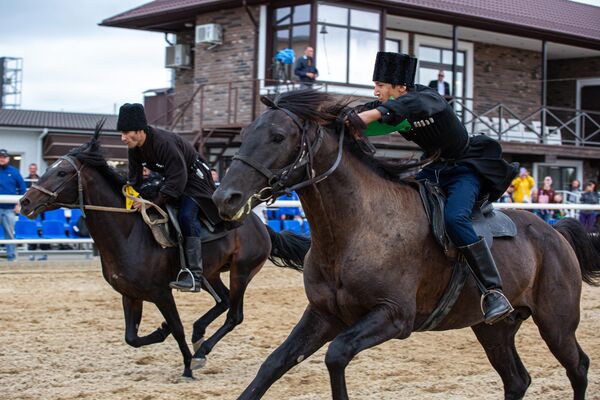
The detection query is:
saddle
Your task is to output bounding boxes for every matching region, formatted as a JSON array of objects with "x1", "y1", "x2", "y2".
[
  {"x1": 414, "y1": 180, "x2": 517, "y2": 332},
  {"x1": 418, "y1": 180, "x2": 517, "y2": 255},
  {"x1": 144, "y1": 205, "x2": 231, "y2": 249}
]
